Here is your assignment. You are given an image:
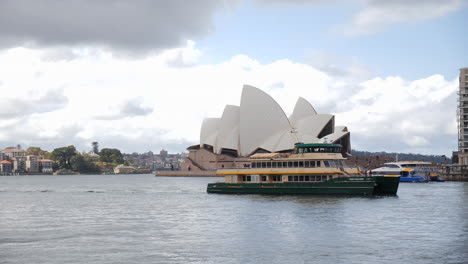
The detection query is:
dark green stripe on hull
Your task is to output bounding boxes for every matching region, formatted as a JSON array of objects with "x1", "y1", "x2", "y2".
[{"x1": 207, "y1": 176, "x2": 399, "y2": 196}]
